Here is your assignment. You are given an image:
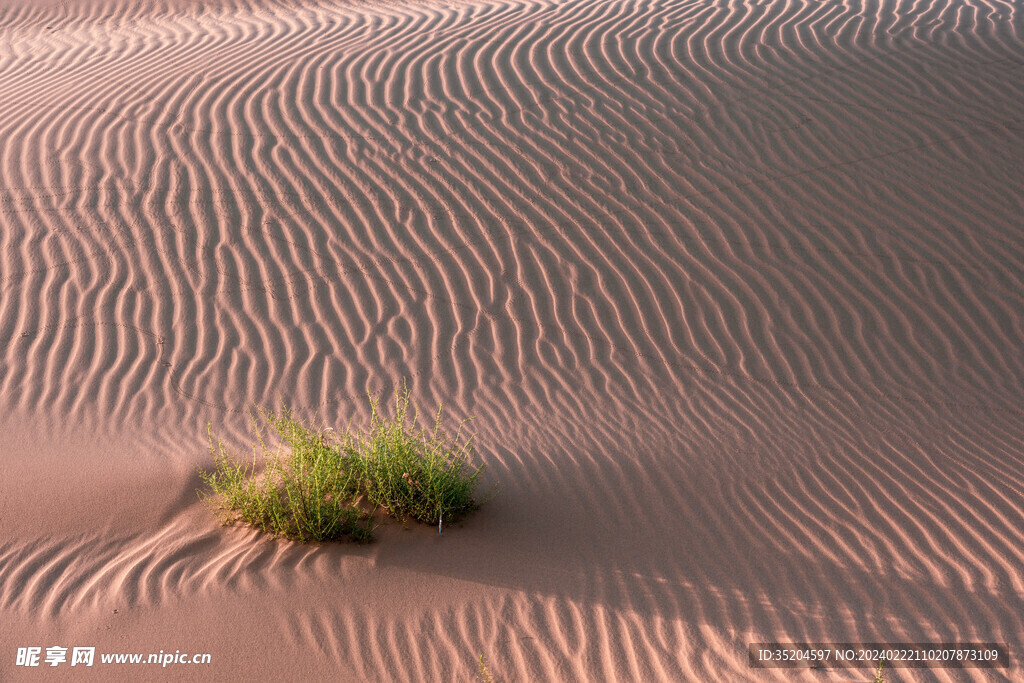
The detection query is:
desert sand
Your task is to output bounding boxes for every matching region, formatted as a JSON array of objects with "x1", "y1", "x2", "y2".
[{"x1": 1, "y1": 0, "x2": 1022, "y2": 680}]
